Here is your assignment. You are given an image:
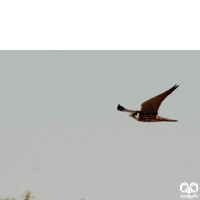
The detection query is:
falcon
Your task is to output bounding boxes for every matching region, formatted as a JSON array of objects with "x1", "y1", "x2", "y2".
[{"x1": 117, "y1": 84, "x2": 179, "y2": 122}]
